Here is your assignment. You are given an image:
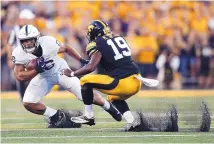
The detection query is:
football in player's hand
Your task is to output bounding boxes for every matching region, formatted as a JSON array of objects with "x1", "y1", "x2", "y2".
[{"x1": 26, "y1": 59, "x2": 37, "y2": 70}]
